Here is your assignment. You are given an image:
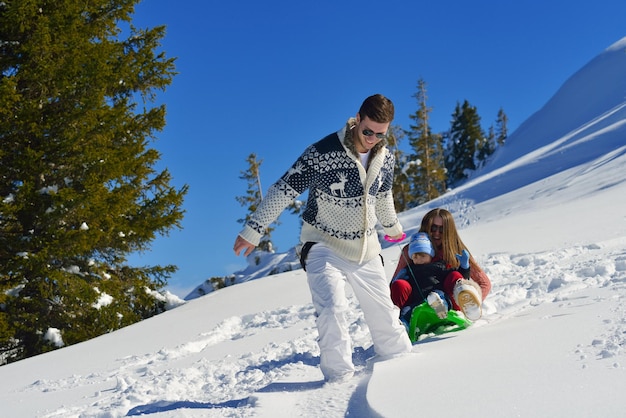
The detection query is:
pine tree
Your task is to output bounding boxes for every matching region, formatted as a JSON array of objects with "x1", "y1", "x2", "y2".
[
  {"x1": 0, "y1": 0, "x2": 187, "y2": 363},
  {"x1": 445, "y1": 100, "x2": 484, "y2": 186},
  {"x1": 476, "y1": 125, "x2": 496, "y2": 167},
  {"x1": 235, "y1": 153, "x2": 275, "y2": 252},
  {"x1": 388, "y1": 125, "x2": 411, "y2": 212},
  {"x1": 476, "y1": 107, "x2": 509, "y2": 169},
  {"x1": 495, "y1": 107, "x2": 509, "y2": 146},
  {"x1": 405, "y1": 79, "x2": 446, "y2": 206}
]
